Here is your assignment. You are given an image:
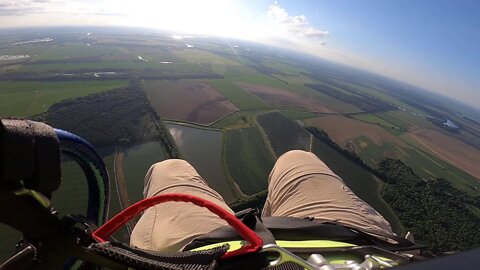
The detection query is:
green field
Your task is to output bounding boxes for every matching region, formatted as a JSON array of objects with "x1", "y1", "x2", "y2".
[
  {"x1": 374, "y1": 112, "x2": 414, "y2": 130},
  {"x1": 264, "y1": 82, "x2": 359, "y2": 114},
  {"x1": 173, "y1": 49, "x2": 259, "y2": 77},
  {"x1": 280, "y1": 109, "x2": 320, "y2": 120},
  {"x1": 386, "y1": 110, "x2": 437, "y2": 129},
  {"x1": 208, "y1": 79, "x2": 269, "y2": 110},
  {"x1": 0, "y1": 43, "x2": 52, "y2": 56},
  {"x1": 18, "y1": 61, "x2": 205, "y2": 73},
  {"x1": 36, "y1": 43, "x2": 122, "y2": 60},
  {"x1": 0, "y1": 80, "x2": 128, "y2": 117},
  {"x1": 320, "y1": 78, "x2": 427, "y2": 115},
  {"x1": 101, "y1": 153, "x2": 123, "y2": 218},
  {"x1": 52, "y1": 161, "x2": 89, "y2": 217},
  {"x1": 311, "y1": 139, "x2": 403, "y2": 233},
  {"x1": 351, "y1": 114, "x2": 401, "y2": 130},
  {"x1": 353, "y1": 136, "x2": 480, "y2": 195},
  {"x1": 224, "y1": 127, "x2": 275, "y2": 195},
  {"x1": 102, "y1": 152, "x2": 131, "y2": 242},
  {"x1": 257, "y1": 112, "x2": 311, "y2": 157},
  {"x1": 174, "y1": 49, "x2": 241, "y2": 65},
  {"x1": 123, "y1": 142, "x2": 167, "y2": 203},
  {"x1": 232, "y1": 74, "x2": 289, "y2": 88},
  {"x1": 308, "y1": 90, "x2": 363, "y2": 113},
  {"x1": 354, "y1": 137, "x2": 403, "y2": 166},
  {"x1": 212, "y1": 110, "x2": 266, "y2": 129}
]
